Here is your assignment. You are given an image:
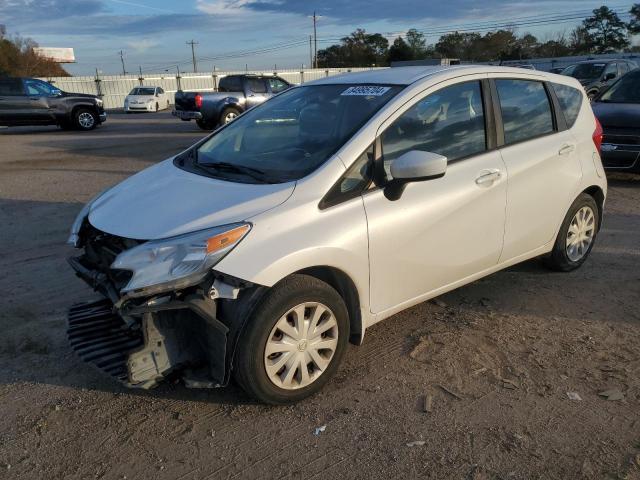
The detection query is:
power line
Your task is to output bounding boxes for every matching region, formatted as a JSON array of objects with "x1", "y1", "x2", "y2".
[{"x1": 134, "y1": 4, "x2": 635, "y2": 73}]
